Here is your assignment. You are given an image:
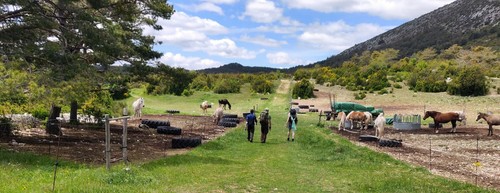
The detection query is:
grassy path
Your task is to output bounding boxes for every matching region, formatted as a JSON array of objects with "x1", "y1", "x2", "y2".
[{"x1": 0, "y1": 80, "x2": 497, "y2": 192}]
